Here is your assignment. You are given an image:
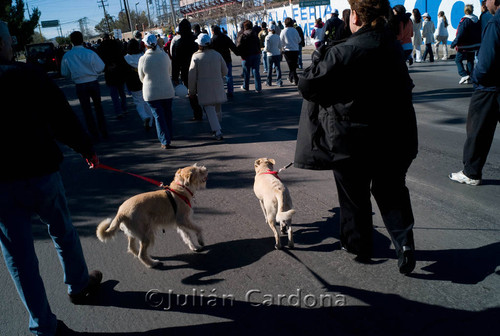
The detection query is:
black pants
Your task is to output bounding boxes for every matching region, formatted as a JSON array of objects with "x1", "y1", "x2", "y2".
[
  {"x1": 422, "y1": 43, "x2": 434, "y2": 62},
  {"x1": 333, "y1": 158, "x2": 415, "y2": 258},
  {"x1": 75, "y1": 80, "x2": 107, "y2": 138},
  {"x1": 283, "y1": 50, "x2": 299, "y2": 84},
  {"x1": 463, "y1": 90, "x2": 500, "y2": 179}
]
